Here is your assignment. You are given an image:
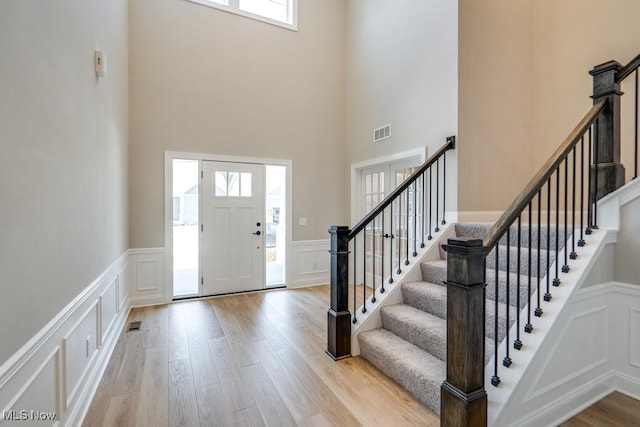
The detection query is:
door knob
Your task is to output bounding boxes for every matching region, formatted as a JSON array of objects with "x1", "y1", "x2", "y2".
[{"x1": 253, "y1": 231, "x2": 261, "y2": 236}]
